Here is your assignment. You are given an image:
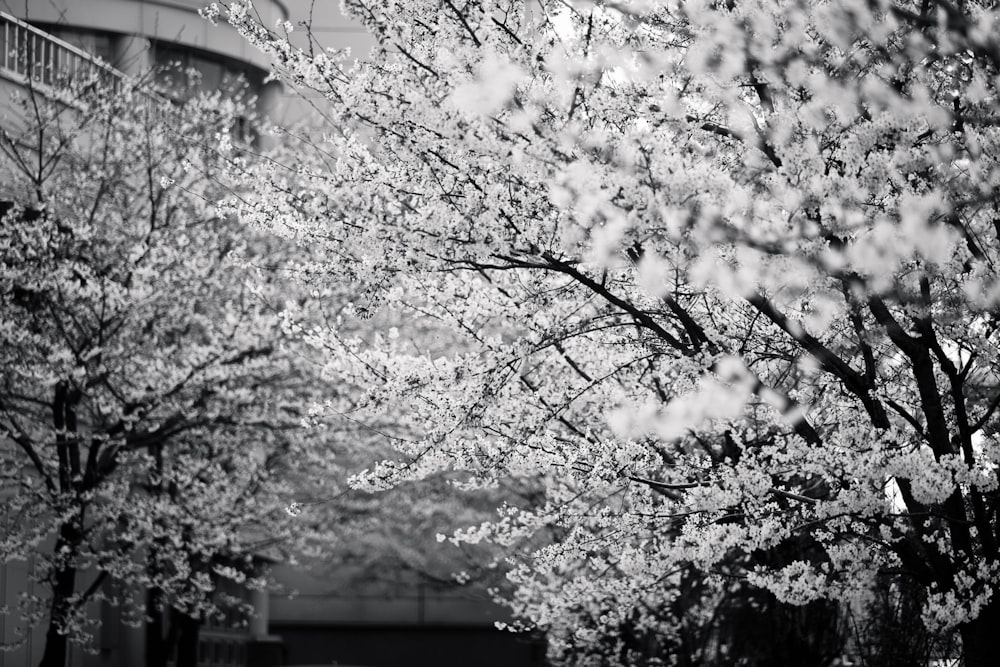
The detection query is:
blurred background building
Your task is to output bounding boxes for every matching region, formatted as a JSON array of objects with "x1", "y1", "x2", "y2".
[
  {"x1": 2, "y1": 0, "x2": 287, "y2": 122},
  {"x1": 0, "y1": 0, "x2": 373, "y2": 126}
]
